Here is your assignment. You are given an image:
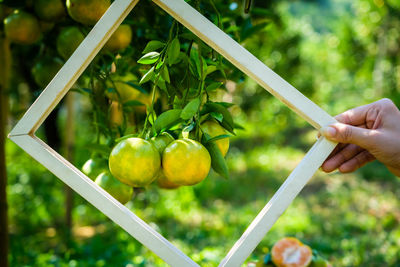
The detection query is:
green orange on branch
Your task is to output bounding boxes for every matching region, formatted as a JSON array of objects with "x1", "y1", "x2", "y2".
[
  {"x1": 4, "y1": 10, "x2": 41, "y2": 45},
  {"x1": 201, "y1": 120, "x2": 230, "y2": 157},
  {"x1": 109, "y1": 137, "x2": 160, "y2": 187},
  {"x1": 104, "y1": 24, "x2": 132, "y2": 52},
  {"x1": 56, "y1": 26, "x2": 85, "y2": 60},
  {"x1": 95, "y1": 171, "x2": 133, "y2": 204},
  {"x1": 34, "y1": 0, "x2": 65, "y2": 22},
  {"x1": 82, "y1": 157, "x2": 107, "y2": 180},
  {"x1": 31, "y1": 57, "x2": 63, "y2": 88},
  {"x1": 150, "y1": 132, "x2": 180, "y2": 189},
  {"x1": 162, "y1": 139, "x2": 211, "y2": 186},
  {"x1": 66, "y1": 0, "x2": 111, "y2": 25}
]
